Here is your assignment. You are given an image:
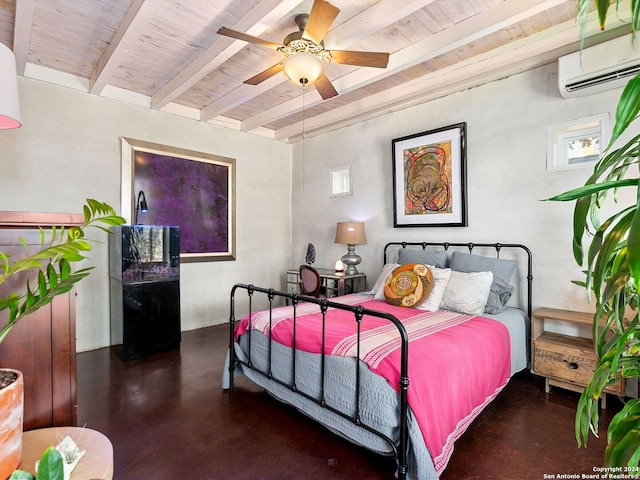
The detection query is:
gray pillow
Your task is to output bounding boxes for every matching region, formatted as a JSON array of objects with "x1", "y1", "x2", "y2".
[
  {"x1": 449, "y1": 251, "x2": 518, "y2": 313},
  {"x1": 397, "y1": 248, "x2": 448, "y2": 268},
  {"x1": 484, "y1": 276, "x2": 515, "y2": 314}
]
